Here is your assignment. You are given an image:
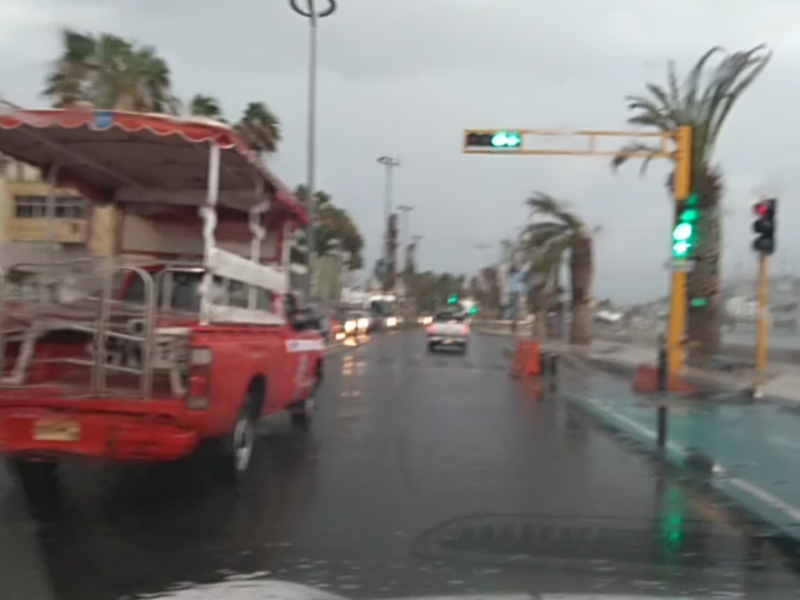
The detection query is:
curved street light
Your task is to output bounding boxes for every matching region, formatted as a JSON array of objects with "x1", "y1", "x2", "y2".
[{"x1": 289, "y1": 0, "x2": 338, "y2": 299}]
